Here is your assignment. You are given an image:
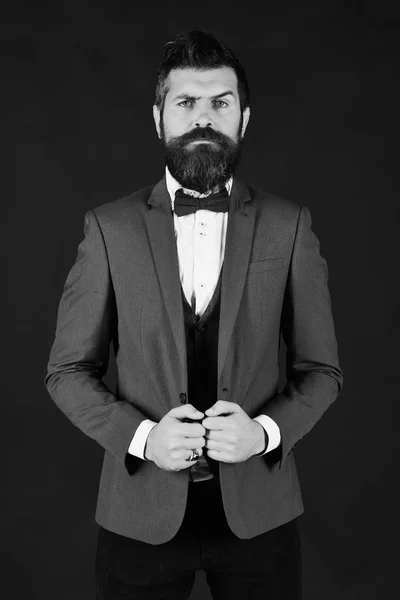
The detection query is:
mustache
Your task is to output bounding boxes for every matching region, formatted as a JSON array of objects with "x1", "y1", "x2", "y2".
[{"x1": 178, "y1": 127, "x2": 225, "y2": 145}]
